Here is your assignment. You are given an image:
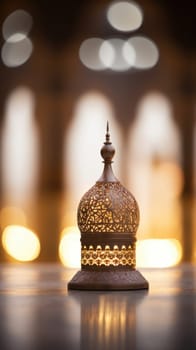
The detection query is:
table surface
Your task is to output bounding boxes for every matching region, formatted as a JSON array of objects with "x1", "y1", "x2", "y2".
[{"x1": 0, "y1": 264, "x2": 195, "y2": 350}]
